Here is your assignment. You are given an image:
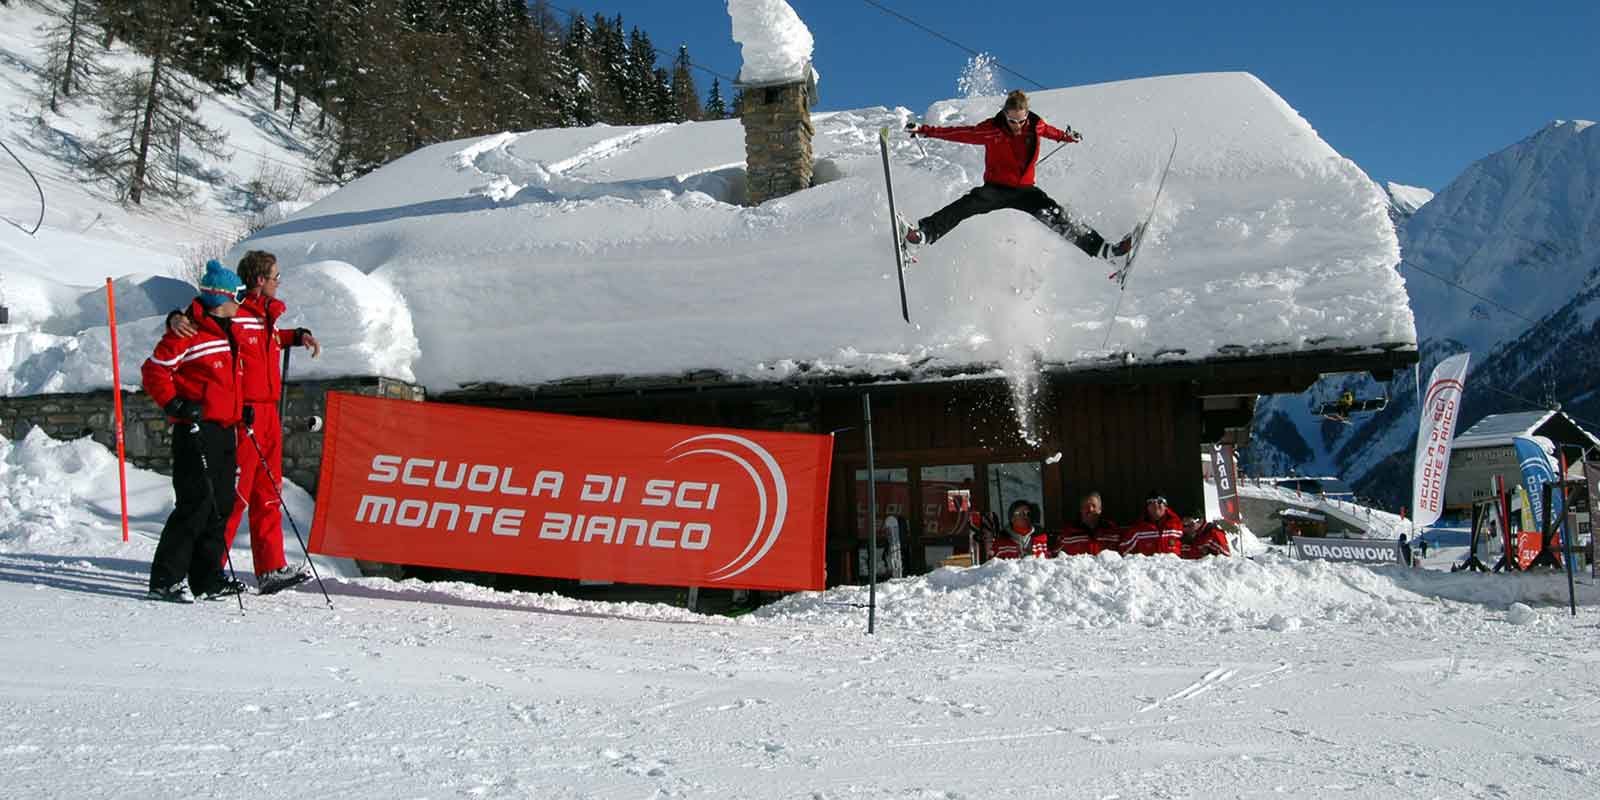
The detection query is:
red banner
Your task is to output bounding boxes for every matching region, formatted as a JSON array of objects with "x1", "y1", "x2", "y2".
[
  {"x1": 1514, "y1": 531, "x2": 1543, "y2": 570},
  {"x1": 309, "y1": 393, "x2": 833, "y2": 591}
]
